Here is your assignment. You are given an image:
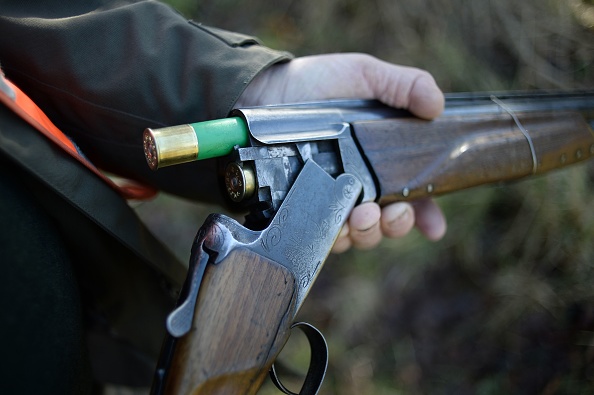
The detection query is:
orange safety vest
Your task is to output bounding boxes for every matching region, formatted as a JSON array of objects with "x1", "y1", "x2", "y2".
[{"x1": 0, "y1": 72, "x2": 156, "y2": 200}]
